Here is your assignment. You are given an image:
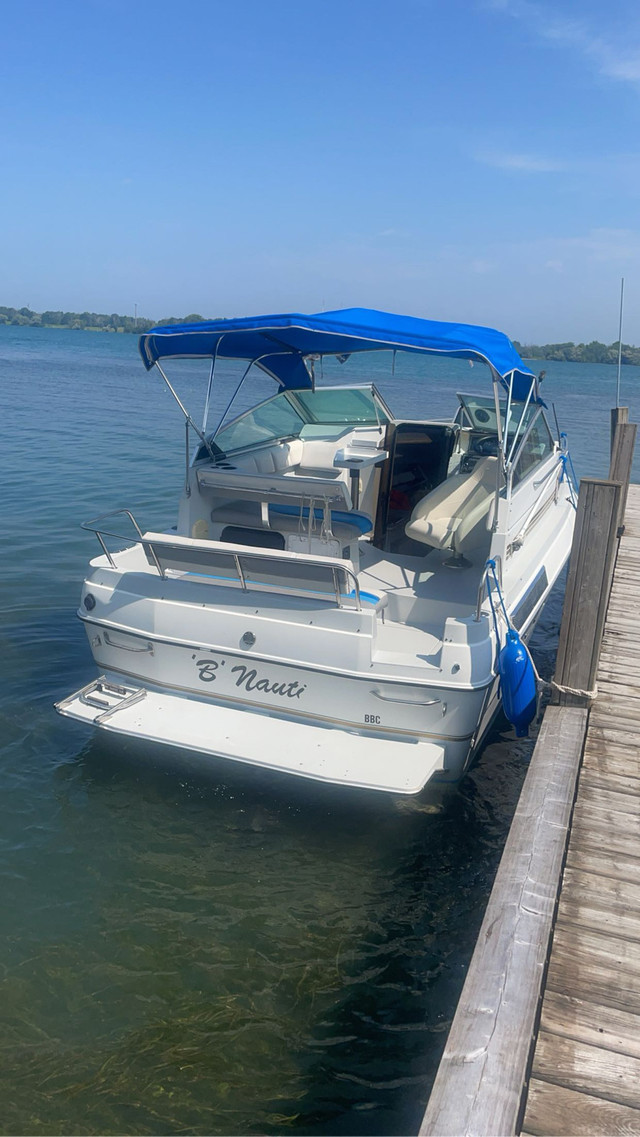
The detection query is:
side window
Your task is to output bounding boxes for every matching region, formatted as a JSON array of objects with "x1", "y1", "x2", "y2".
[{"x1": 512, "y1": 417, "x2": 554, "y2": 487}]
